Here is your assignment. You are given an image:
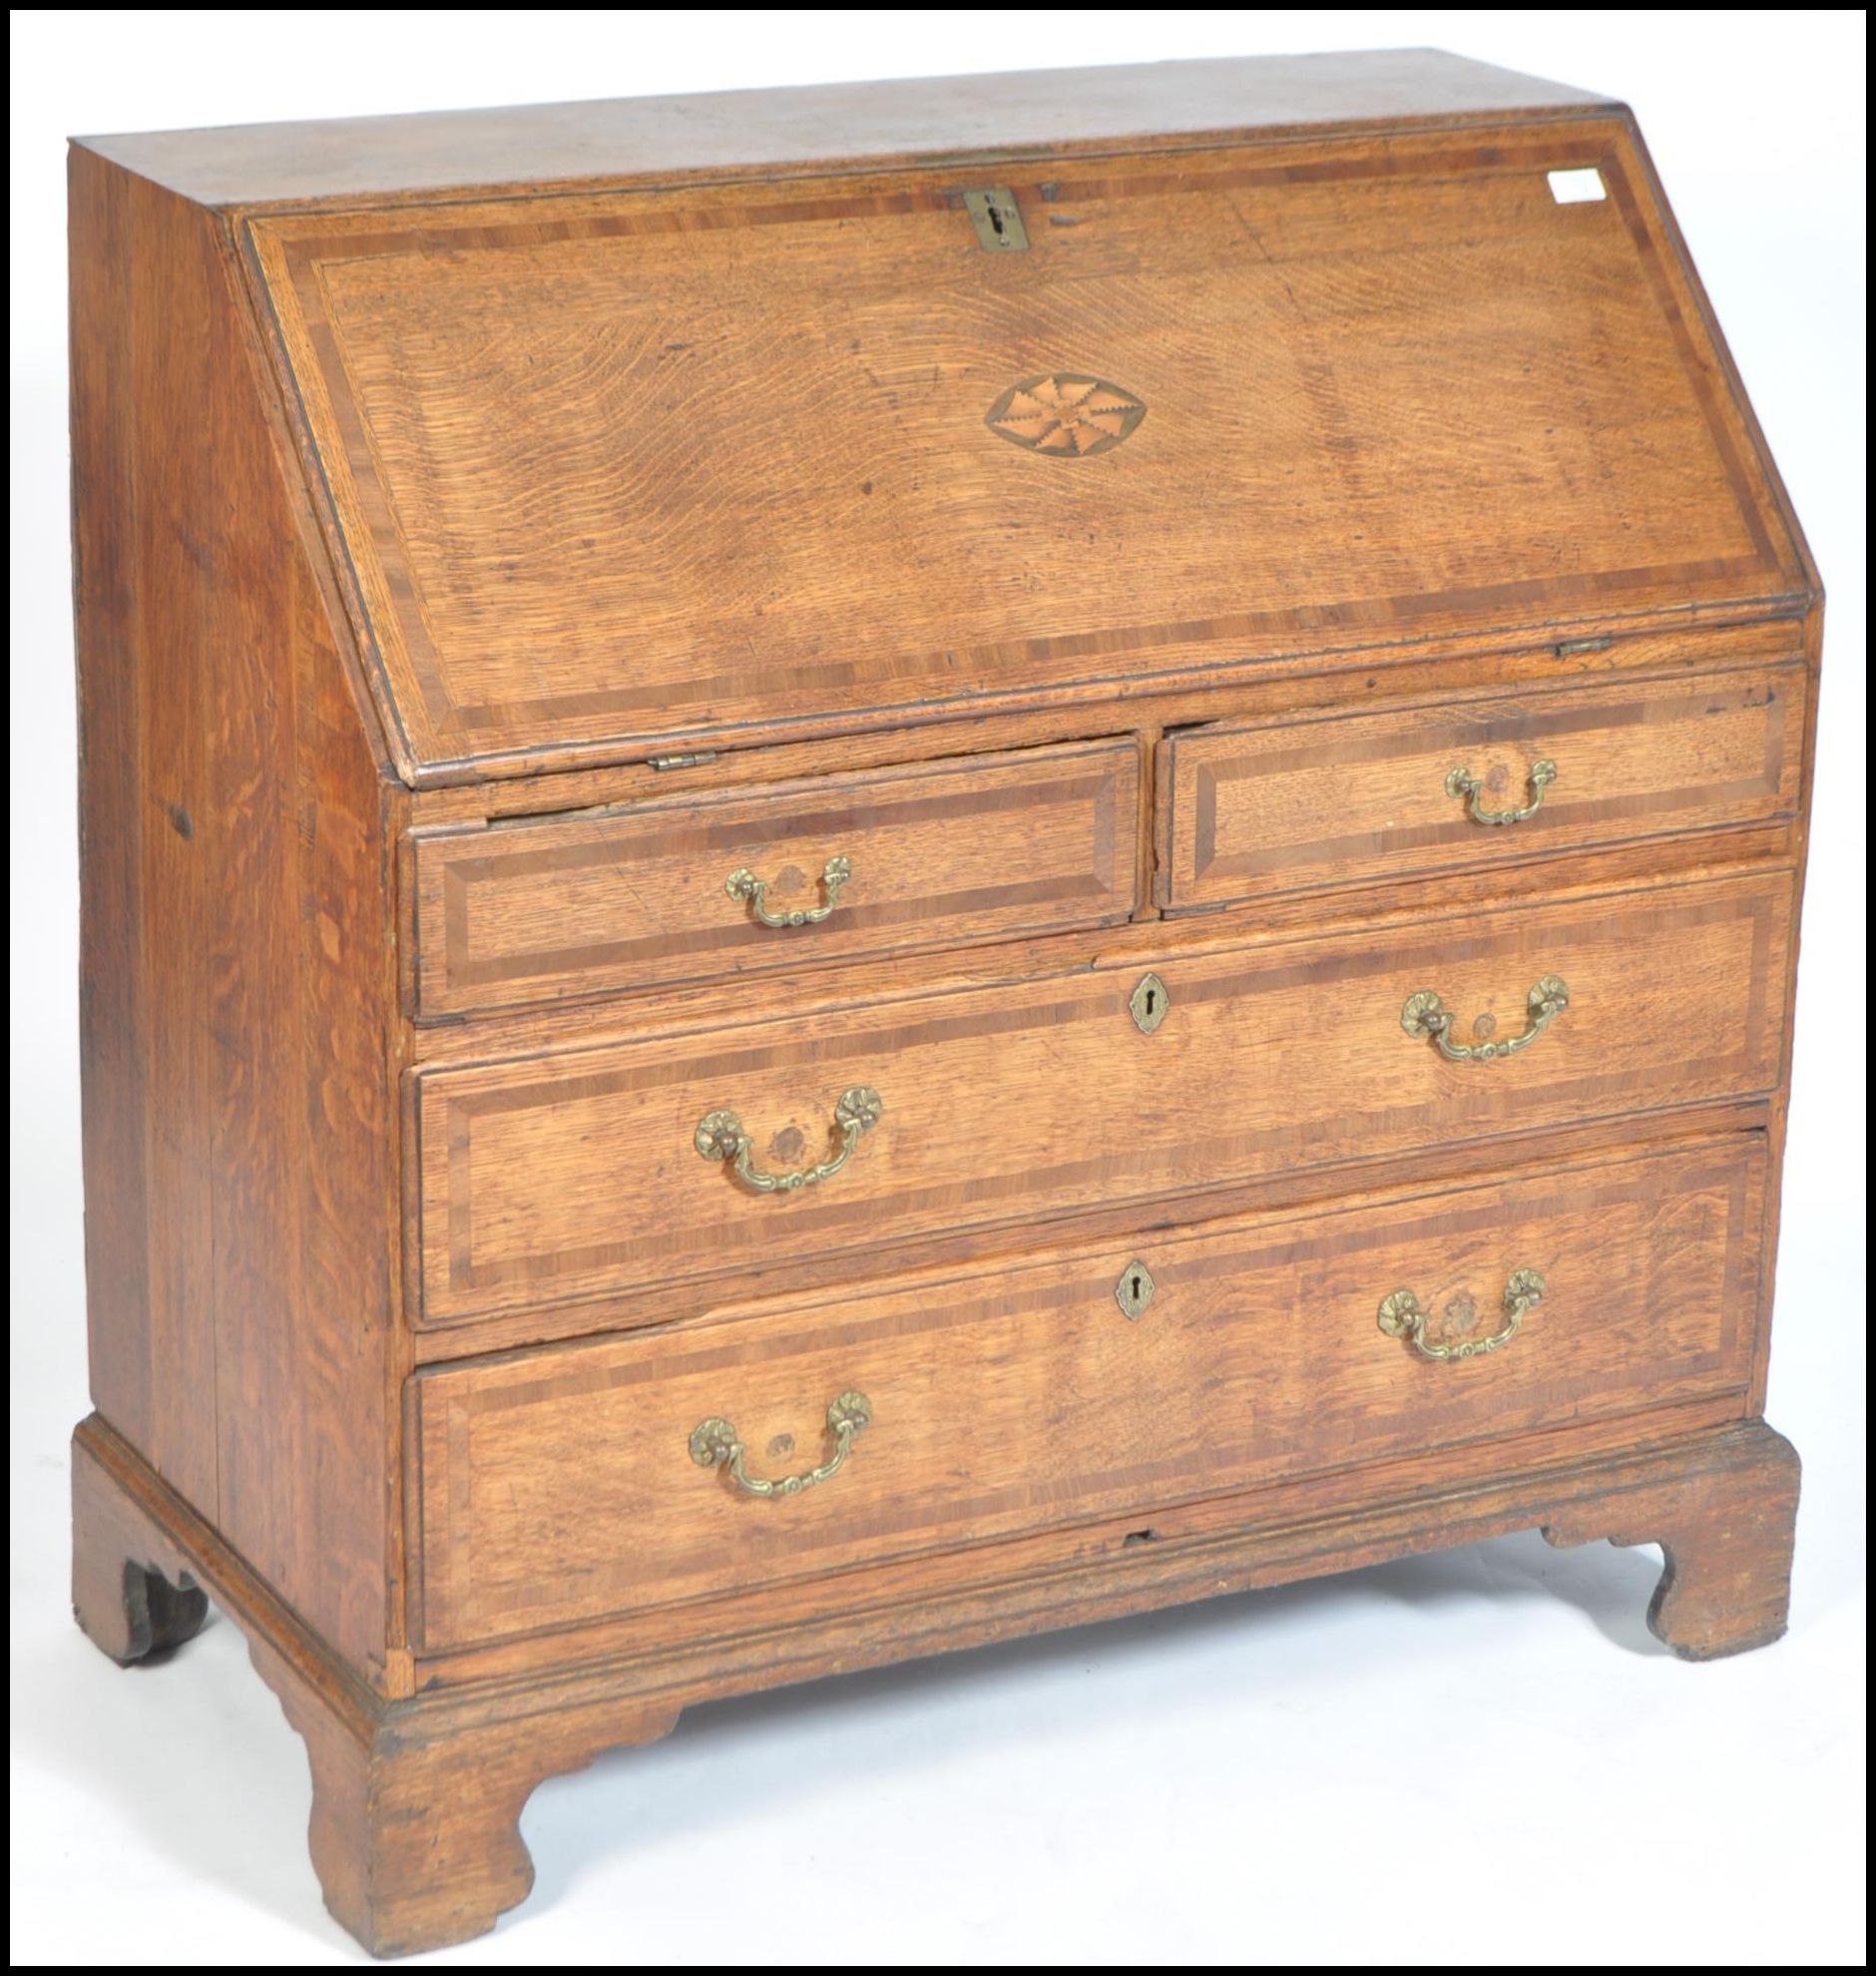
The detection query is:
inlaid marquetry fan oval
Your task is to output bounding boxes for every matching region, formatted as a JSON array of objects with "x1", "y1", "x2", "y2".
[{"x1": 985, "y1": 373, "x2": 1147, "y2": 457}]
